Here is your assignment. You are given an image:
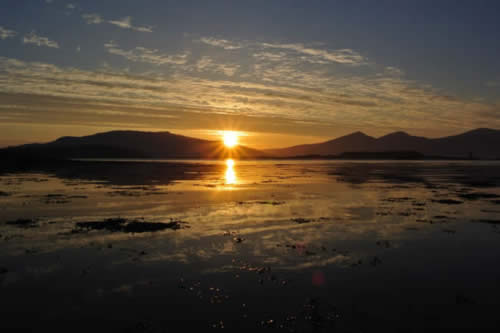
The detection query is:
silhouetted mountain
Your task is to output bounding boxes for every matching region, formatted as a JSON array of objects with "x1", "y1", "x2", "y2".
[
  {"x1": 265, "y1": 131, "x2": 377, "y2": 157},
  {"x1": 0, "y1": 130, "x2": 266, "y2": 160},
  {"x1": 2, "y1": 128, "x2": 500, "y2": 162},
  {"x1": 266, "y1": 128, "x2": 500, "y2": 159}
]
